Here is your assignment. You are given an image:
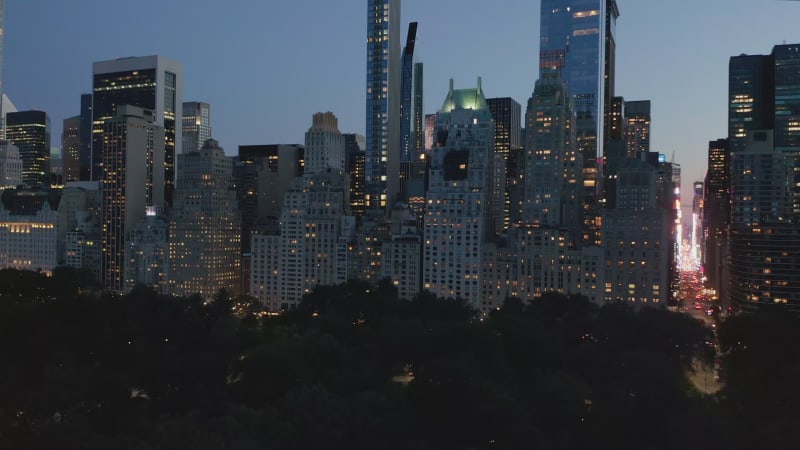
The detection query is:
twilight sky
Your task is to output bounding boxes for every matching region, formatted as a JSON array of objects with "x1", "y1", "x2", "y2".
[{"x1": 4, "y1": 0, "x2": 799, "y2": 202}]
